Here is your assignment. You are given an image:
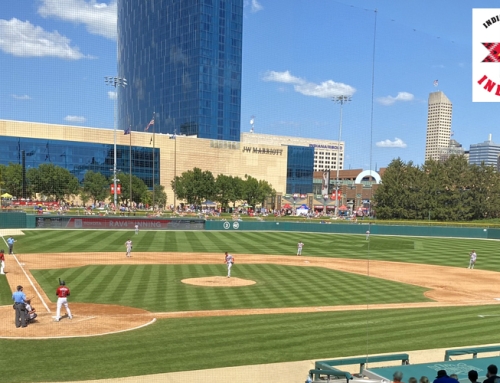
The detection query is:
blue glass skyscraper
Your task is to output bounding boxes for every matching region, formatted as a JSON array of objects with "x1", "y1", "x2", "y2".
[{"x1": 117, "y1": 0, "x2": 243, "y2": 141}]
